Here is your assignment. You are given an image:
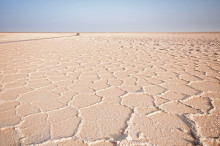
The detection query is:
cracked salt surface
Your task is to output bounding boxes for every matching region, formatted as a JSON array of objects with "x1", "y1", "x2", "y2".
[{"x1": 0, "y1": 33, "x2": 220, "y2": 145}]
